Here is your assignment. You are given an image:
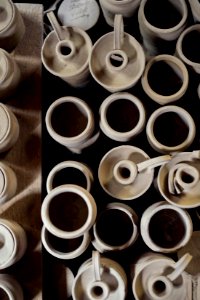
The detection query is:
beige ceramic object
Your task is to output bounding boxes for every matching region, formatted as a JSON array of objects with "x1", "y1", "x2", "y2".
[
  {"x1": 0, "y1": 218, "x2": 27, "y2": 270},
  {"x1": 72, "y1": 251, "x2": 128, "y2": 300},
  {"x1": 45, "y1": 96, "x2": 98, "y2": 154},
  {"x1": 157, "y1": 150, "x2": 200, "y2": 208},
  {"x1": 188, "y1": 0, "x2": 200, "y2": 23},
  {"x1": 176, "y1": 24, "x2": 200, "y2": 74},
  {"x1": 99, "y1": 92, "x2": 146, "y2": 142},
  {"x1": 89, "y1": 14, "x2": 145, "y2": 92},
  {"x1": 0, "y1": 274, "x2": 24, "y2": 300},
  {"x1": 41, "y1": 184, "x2": 97, "y2": 239},
  {"x1": 98, "y1": 145, "x2": 171, "y2": 200},
  {"x1": 146, "y1": 105, "x2": 196, "y2": 154},
  {"x1": 0, "y1": 161, "x2": 17, "y2": 204},
  {"x1": 132, "y1": 252, "x2": 192, "y2": 300},
  {"x1": 0, "y1": 49, "x2": 21, "y2": 100},
  {"x1": 141, "y1": 54, "x2": 189, "y2": 105},
  {"x1": 0, "y1": 103, "x2": 19, "y2": 153},
  {"x1": 138, "y1": 0, "x2": 188, "y2": 56},
  {"x1": 99, "y1": 0, "x2": 141, "y2": 26},
  {"x1": 42, "y1": 11, "x2": 92, "y2": 87},
  {"x1": 140, "y1": 201, "x2": 193, "y2": 253},
  {"x1": 46, "y1": 160, "x2": 93, "y2": 193},
  {"x1": 0, "y1": 0, "x2": 25, "y2": 52},
  {"x1": 92, "y1": 202, "x2": 138, "y2": 252}
]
